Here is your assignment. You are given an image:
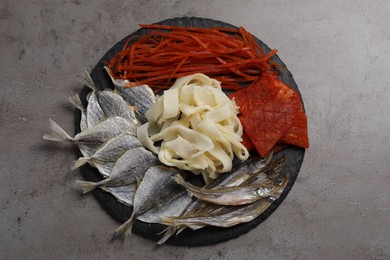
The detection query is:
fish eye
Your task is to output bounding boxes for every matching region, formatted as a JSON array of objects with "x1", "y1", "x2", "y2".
[
  {"x1": 269, "y1": 185, "x2": 274, "y2": 191},
  {"x1": 275, "y1": 180, "x2": 283, "y2": 186}
]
